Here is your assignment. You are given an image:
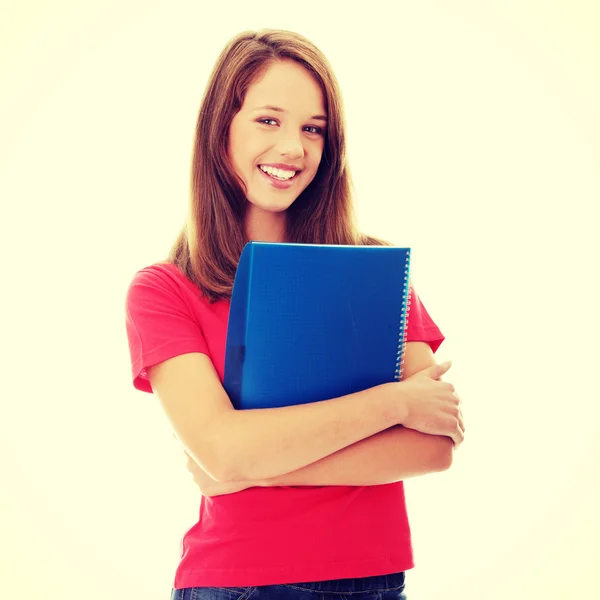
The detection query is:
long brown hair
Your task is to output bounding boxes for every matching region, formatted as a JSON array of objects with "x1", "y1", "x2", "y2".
[{"x1": 167, "y1": 29, "x2": 390, "y2": 303}]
